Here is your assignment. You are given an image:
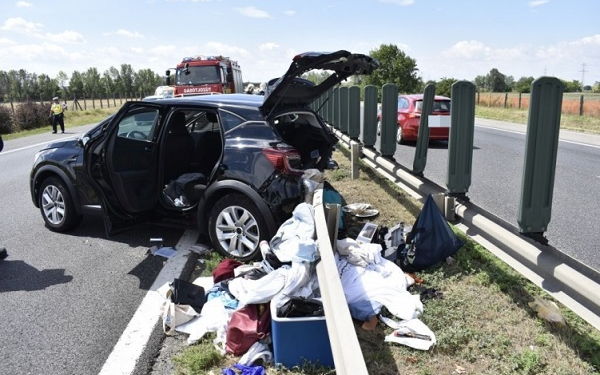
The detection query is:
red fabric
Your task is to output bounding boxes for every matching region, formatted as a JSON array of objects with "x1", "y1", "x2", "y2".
[
  {"x1": 226, "y1": 303, "x2": 271, "y2": 356},
  {"x1": 212, "y1": 258, "x2": 242, "y2": 283}
]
